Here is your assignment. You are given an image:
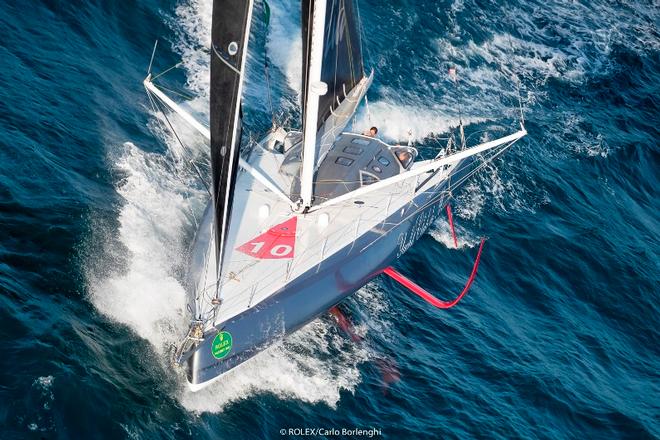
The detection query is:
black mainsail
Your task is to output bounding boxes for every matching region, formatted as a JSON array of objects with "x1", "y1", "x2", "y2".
[
  {"x1": 210, "y1": 0, "x2": 253, "y2": 281},
  {"x1": 302, "y1": 0, "x2": 365, "y2": 131}
]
